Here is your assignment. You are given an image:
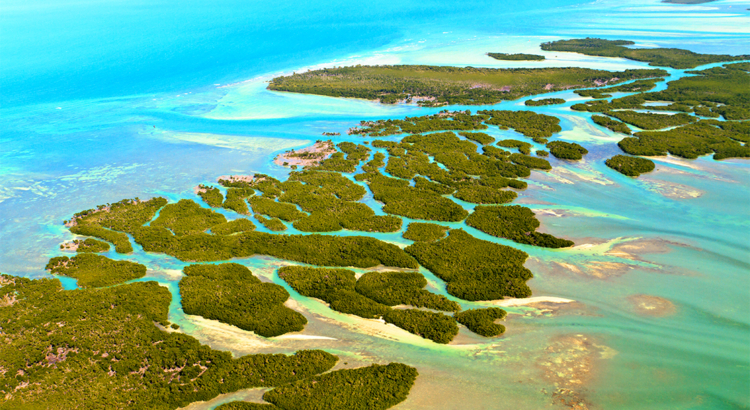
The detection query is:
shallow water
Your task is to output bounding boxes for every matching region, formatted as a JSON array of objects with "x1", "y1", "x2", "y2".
[{"x1": 1, "y1": 0, "x2": 749, "y2": 408}]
